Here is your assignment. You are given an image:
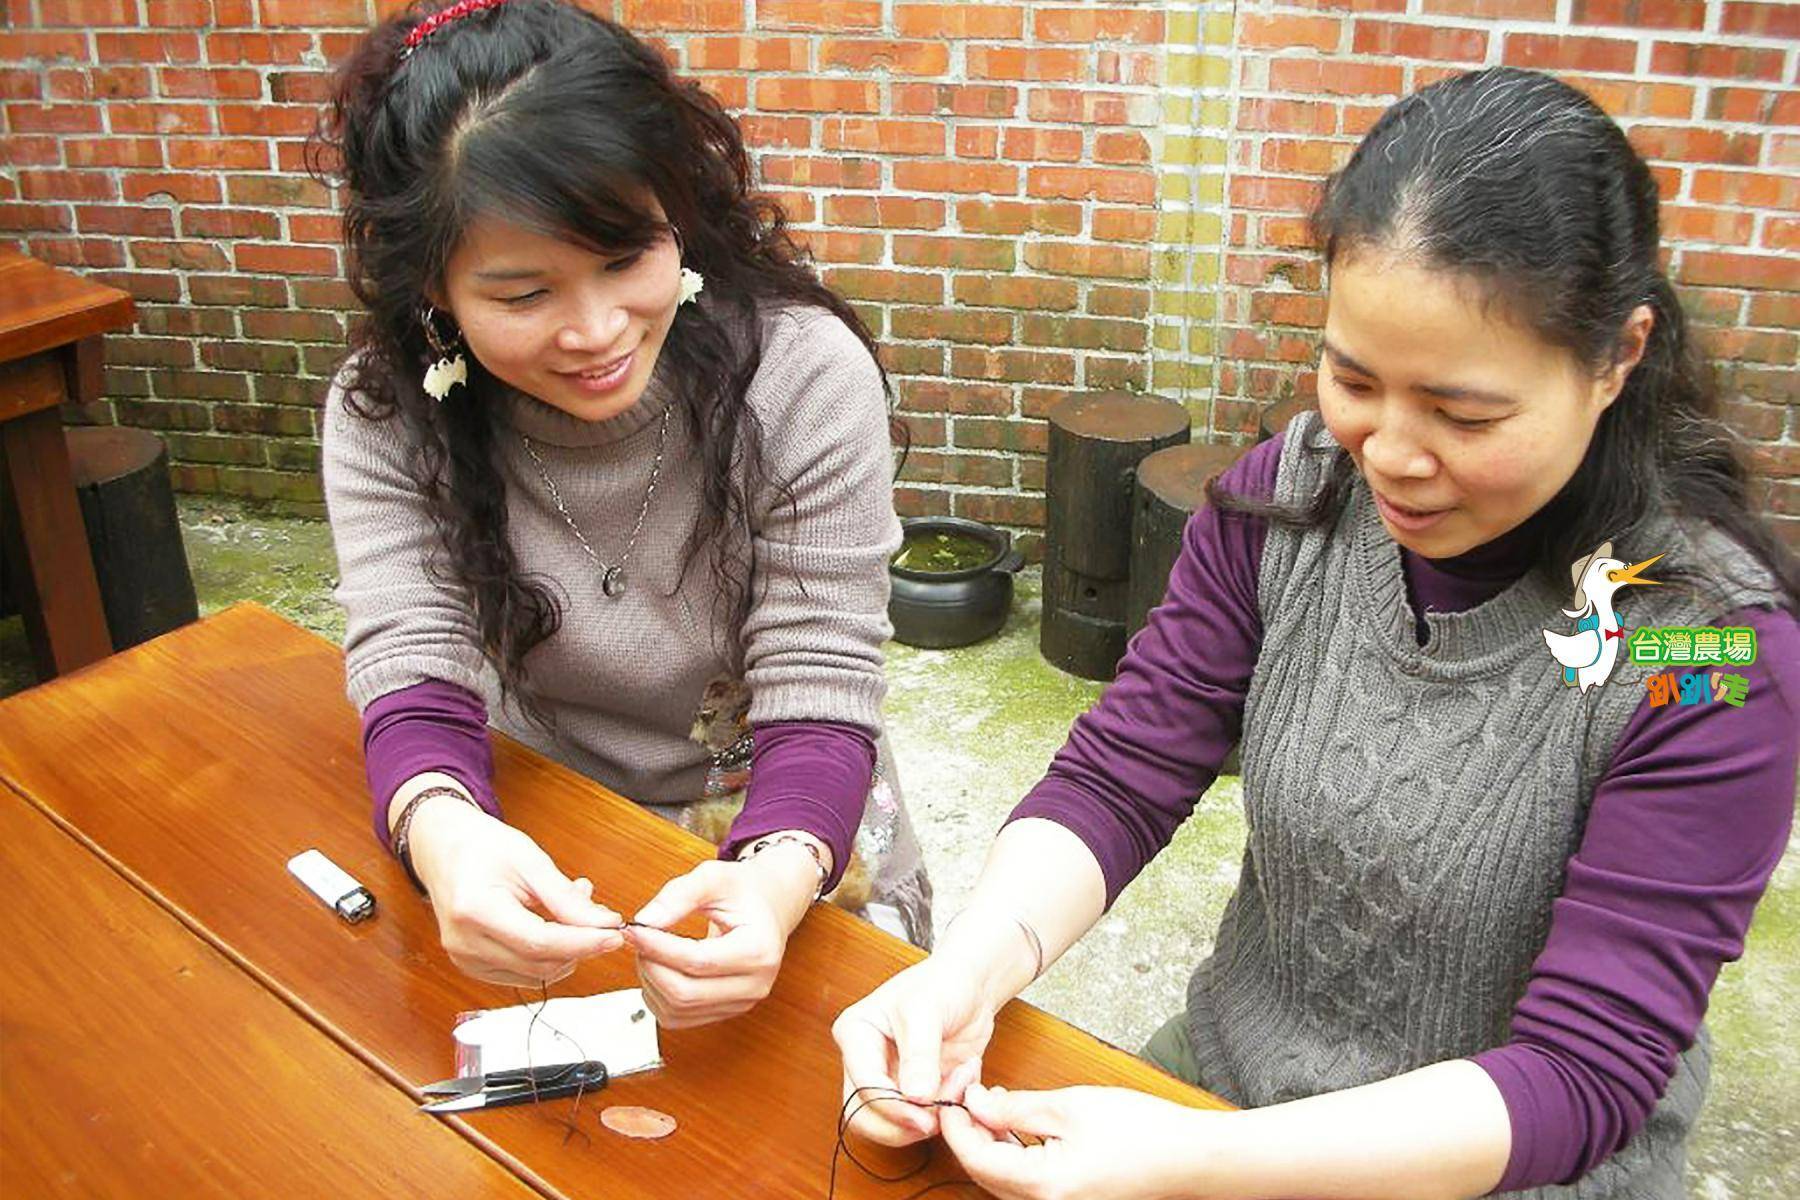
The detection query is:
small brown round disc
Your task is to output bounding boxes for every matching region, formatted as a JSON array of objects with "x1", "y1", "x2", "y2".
[{"x1": 601, "y1": 1105, "x2": 677, "y2": 1140}]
